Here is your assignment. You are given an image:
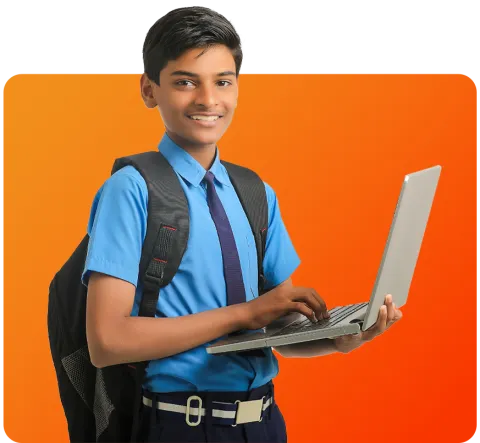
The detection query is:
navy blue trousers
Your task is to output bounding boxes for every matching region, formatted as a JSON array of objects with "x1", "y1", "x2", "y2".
[{"x1": 137, "y1": 381, "x2": 287, "y2": 442}]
